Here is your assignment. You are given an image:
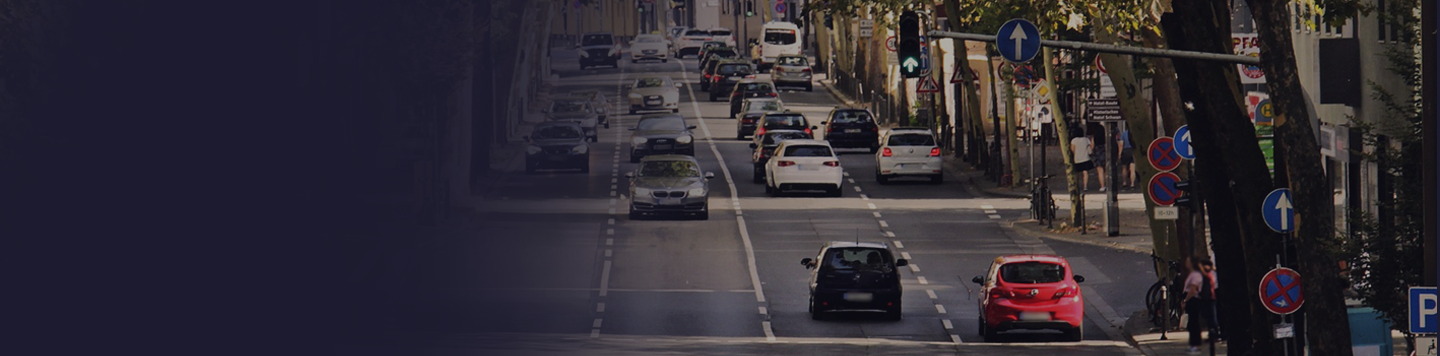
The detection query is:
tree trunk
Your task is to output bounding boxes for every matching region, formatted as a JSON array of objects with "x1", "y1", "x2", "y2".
[
  {"x1": 1005, "y1": 73, "x2": 1022, "y2": 187},
  {"x1": 1163, "y1": 4, "x2": 1282, "y2": 354},
  {"x1": 942, "y1": 0, "x2": 987, "y2": 171},
  {"x1": 1041, "y1": 49, "x2": 1083, "y2": 226},
  {"x1": 1244, "y1": 1, "x2": 1353, "y2": 354}
]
